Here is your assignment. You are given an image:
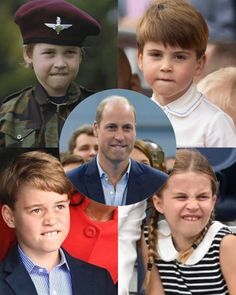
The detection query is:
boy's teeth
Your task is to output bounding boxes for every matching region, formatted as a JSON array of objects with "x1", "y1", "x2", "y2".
[{"x1": 43, "y1": 231, "x2": 58, "y2": 237}]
